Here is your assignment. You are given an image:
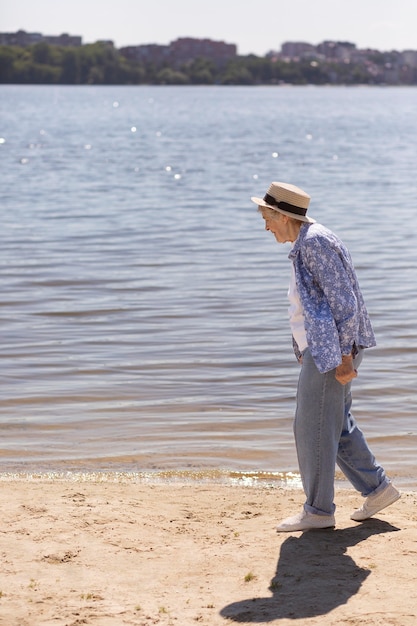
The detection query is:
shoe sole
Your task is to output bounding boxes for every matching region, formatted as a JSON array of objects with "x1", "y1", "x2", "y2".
[{"x1": 276, "y1": 523, "x2": 335, "y2": 532}]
